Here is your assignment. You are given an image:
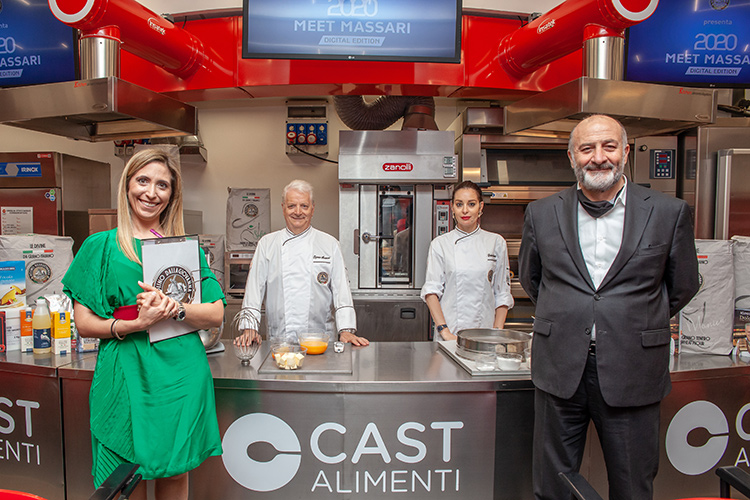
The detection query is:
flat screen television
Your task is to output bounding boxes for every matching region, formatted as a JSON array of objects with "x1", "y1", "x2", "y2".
[
  {"x1": 242, "y1": 0, "x2": 462, "y2": 63},
  {"x1": 0, "y1": 0, "x2": 77, "y2": 88},
  {"x1": 625, "y1": 0, "x2": 750, "y2": 88}
]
